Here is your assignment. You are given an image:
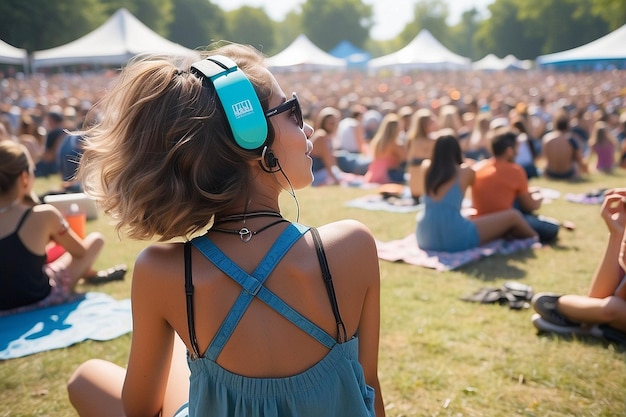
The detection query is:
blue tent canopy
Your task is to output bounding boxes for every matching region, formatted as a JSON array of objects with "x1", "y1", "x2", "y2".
[{"x1": 330, "y1": 40, "x2": 370, "y2": 67}]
